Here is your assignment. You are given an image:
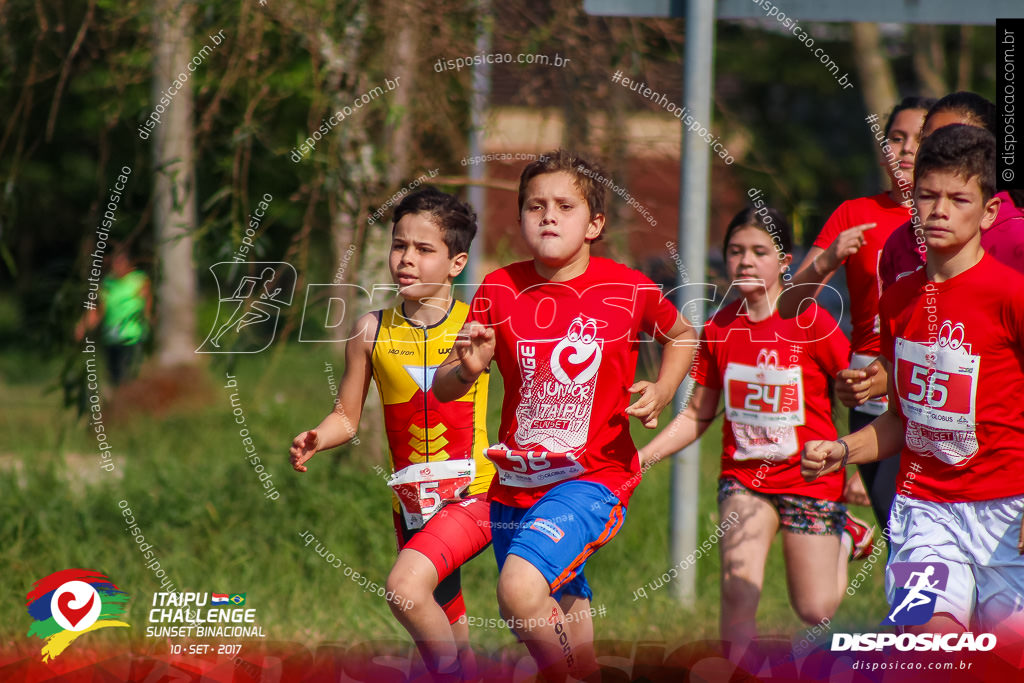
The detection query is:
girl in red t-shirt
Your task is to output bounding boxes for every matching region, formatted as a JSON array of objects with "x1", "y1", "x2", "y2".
[{"x1": 640, "y1": 207, "x2": 855, "y2": 659}]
